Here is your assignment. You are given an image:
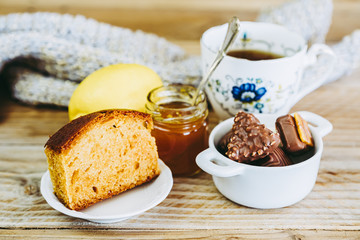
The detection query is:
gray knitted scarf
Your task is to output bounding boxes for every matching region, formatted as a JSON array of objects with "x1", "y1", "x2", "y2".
[
  {"x1": 0, "y1": 12, "x2": 201, "y2": 106},
  {"x1": 0, "y1": 1, "x2": 359, "y2": 107}
]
